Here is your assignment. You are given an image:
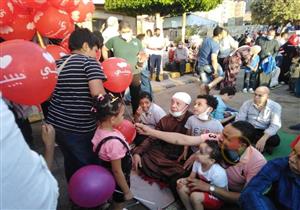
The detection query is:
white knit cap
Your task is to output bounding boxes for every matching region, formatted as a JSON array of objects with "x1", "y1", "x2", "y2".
[
  {"x1": 107, "y1": 16, "x2": 118, "y2": 27},
  {"x1": 172, "y1": 92, "x2": 192, "y2": 105}
]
